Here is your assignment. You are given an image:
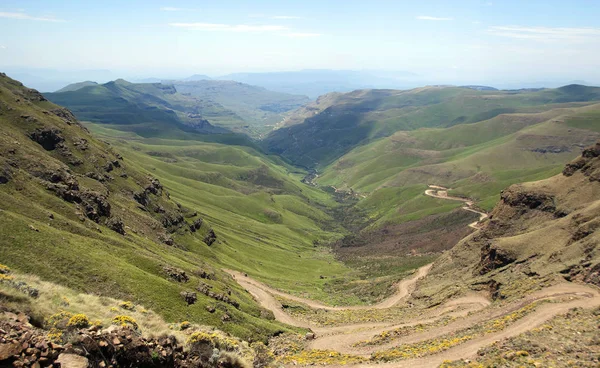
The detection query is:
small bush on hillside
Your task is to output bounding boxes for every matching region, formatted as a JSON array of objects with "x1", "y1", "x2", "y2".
[
  {"x1": 0, "y1": 264, "x2": 13, "y2": 281},
  {"x1": 47, "y1": 328, "x2": 64, "y2": 343},
  {"x1": 180, "y1": 321, "x2": 191, "y2": 330},
  {"x1": 218, "y1": 351, "x2": 250, "y2": 368},
  {"x1": 46, "y1": 310, "x2": 73, "y2": 329},
  {"x1": 67, "y1": 313, "x2": 90, "y2": 328},
  {"x1": 112, "y1": 315, "x2": 139, "y2": 330},
  {"x1": 263, "y1": 209, "x2": 283, "y2": 223},
  {"x1": 60, "y1": 296, "x2": 70, "y2": 306},
  {"x1": 119, "y1": 301, "x2": 135, "y2": 310}
]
